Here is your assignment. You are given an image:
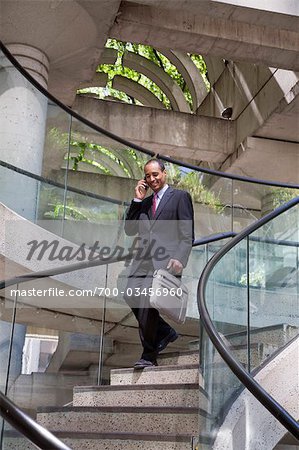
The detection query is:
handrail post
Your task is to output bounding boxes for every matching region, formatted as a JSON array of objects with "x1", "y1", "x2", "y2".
[
  {"x1": 246, "y1": 236, "x2": 251, "y2": 373},
  {"x1": 97, "y1": 264, "x2": 109, "y2": 385}
]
